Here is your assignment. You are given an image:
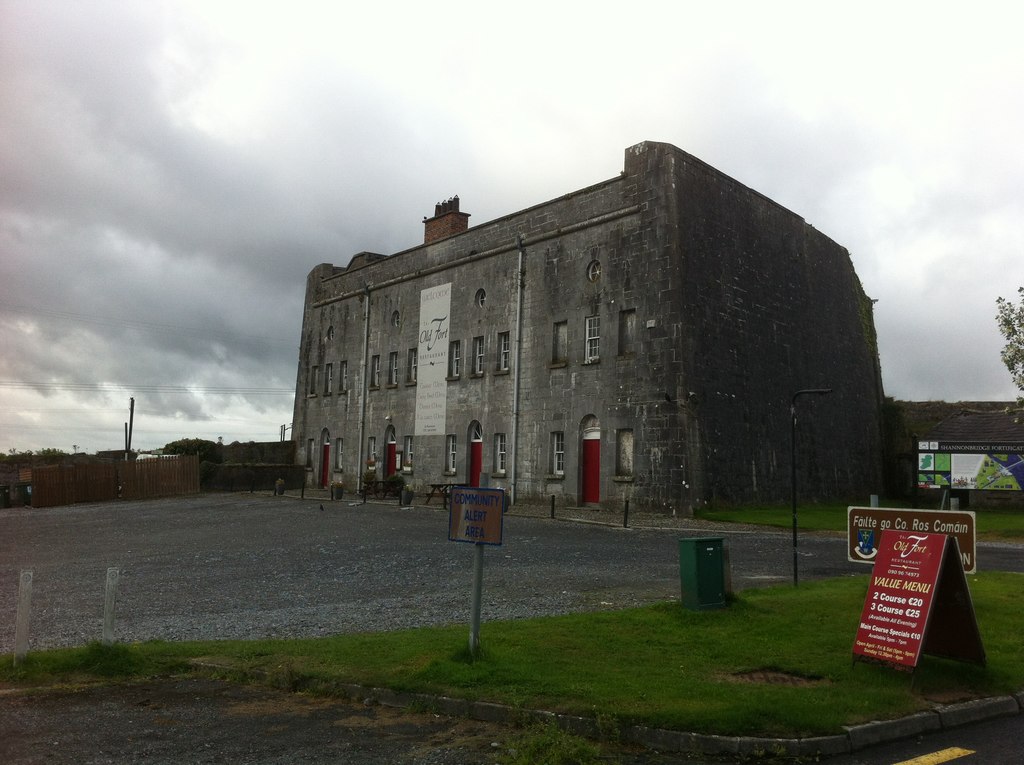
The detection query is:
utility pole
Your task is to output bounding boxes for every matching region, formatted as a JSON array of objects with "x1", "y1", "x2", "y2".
[{"x1": 124, "y1": 397, "x2": 135, "y2": 461}]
